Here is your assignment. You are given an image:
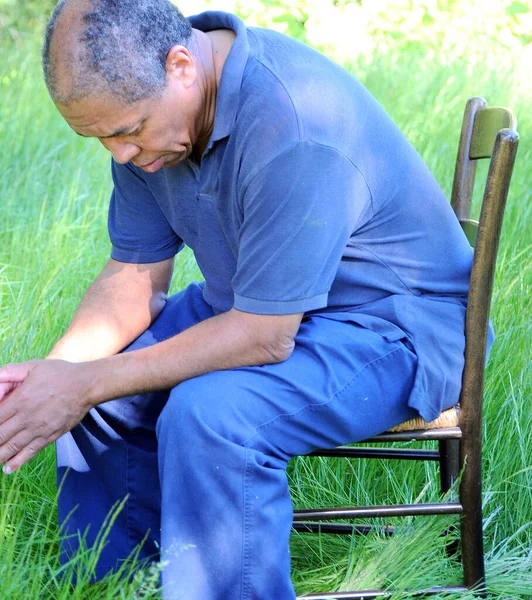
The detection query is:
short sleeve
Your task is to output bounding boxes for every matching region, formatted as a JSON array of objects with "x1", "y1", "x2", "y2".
[
  {"x1": 232, "y1": 141, "x2": 373, "y2": 314},
  {"x1": 108, "y1": 160, "x2": 183, "y2": 263}
]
